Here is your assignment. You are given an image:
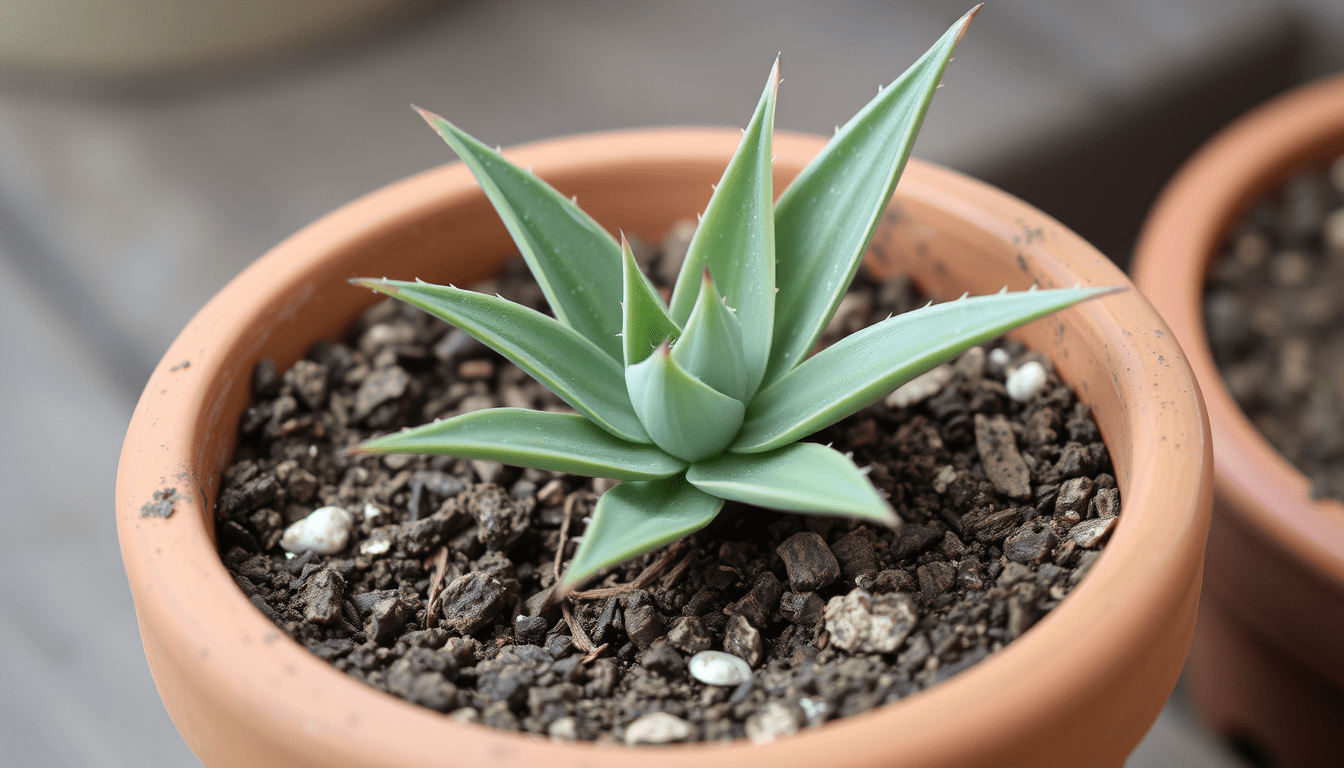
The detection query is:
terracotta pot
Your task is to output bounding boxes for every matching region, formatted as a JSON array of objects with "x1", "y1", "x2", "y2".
[
  {"x1": 118, "y1": 128, "x2": 1210, "y2": 768},
  {"x1": 1132, "y1": 75, "x2": 1344, "y2": 767}
]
